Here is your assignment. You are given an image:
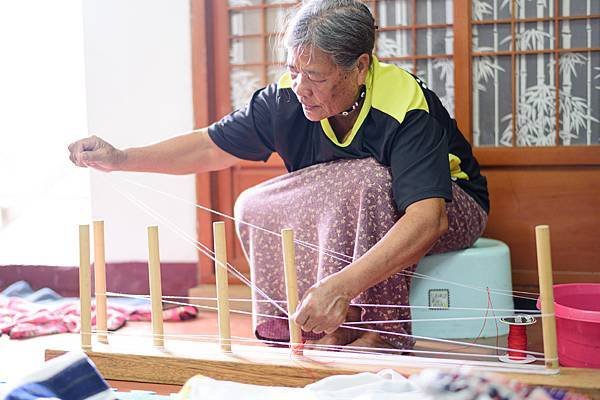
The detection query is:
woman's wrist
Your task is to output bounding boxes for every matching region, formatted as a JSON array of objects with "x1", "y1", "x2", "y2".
[
  {"x1": 115, "y1": 148, "x2": 129, "y2": 169},
  {"x1": 333, "y1": 267, "x2": 366, "y2": 300}
]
